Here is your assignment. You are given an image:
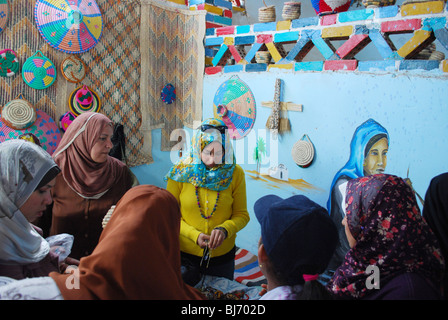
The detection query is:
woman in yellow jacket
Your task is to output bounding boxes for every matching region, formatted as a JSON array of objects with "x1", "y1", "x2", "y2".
[{"x1": 165, "y1": 118, "x2": 250, "y2": 286}]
